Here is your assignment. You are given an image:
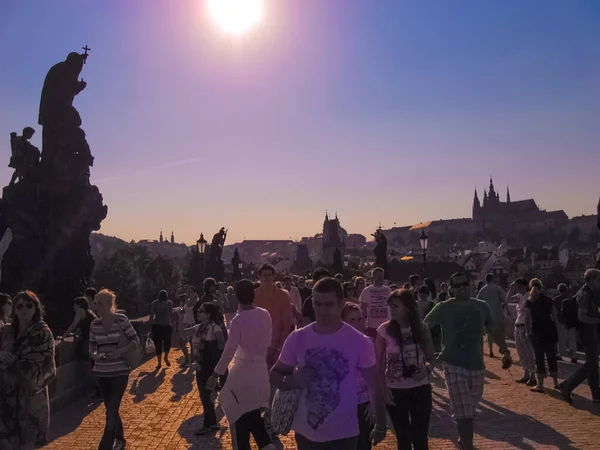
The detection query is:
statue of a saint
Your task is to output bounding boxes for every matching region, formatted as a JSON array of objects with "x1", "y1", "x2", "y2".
[
  {"x1": 38, "y1": 52, "x2": 87, "y2": 129},
  {"x1": 9, "y1": 127, "x2": 40, "y2": 185}
]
